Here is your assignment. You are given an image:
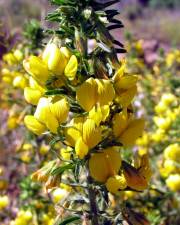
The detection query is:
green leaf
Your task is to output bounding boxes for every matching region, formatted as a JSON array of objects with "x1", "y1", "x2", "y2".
[
  {"x1": 51, "y1": 163, "x2": 74, "y2": 176},
  {"x1": 57, "y1": 216, "x2": 81, "y2": 225}
]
